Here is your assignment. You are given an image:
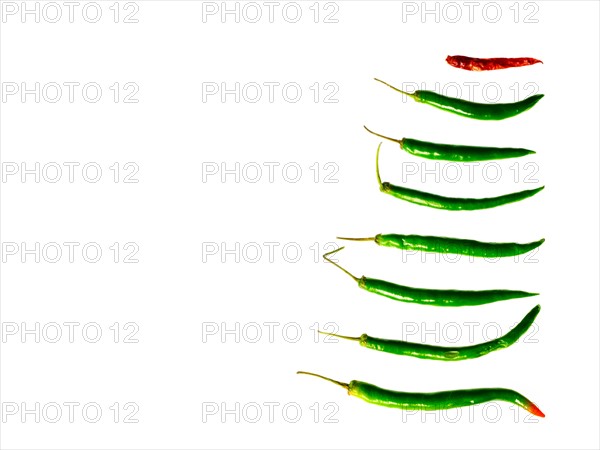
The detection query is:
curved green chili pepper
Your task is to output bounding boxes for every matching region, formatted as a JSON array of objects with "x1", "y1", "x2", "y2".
[
  {"x1": 323, "y1": 247, "x2": 537, "y2": 307},
  {"x1": 375, "y1": 78, "x2": 544, "y2": 120},
  {"x1": 320, "y1": 305, "x2": 540, "y2": 361},
  {"x1": 364, "y1": 126, "x2": 535, "y2": 161},
  {"x1": 337, "y1": 233, "x2": 545, "y2": 258},
  {"x1": 297, "y1": 372, "x2": 545, "y2": 417},
  {"x1": 375, "y1": 143, "x2": 544, "y2": 210}
]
